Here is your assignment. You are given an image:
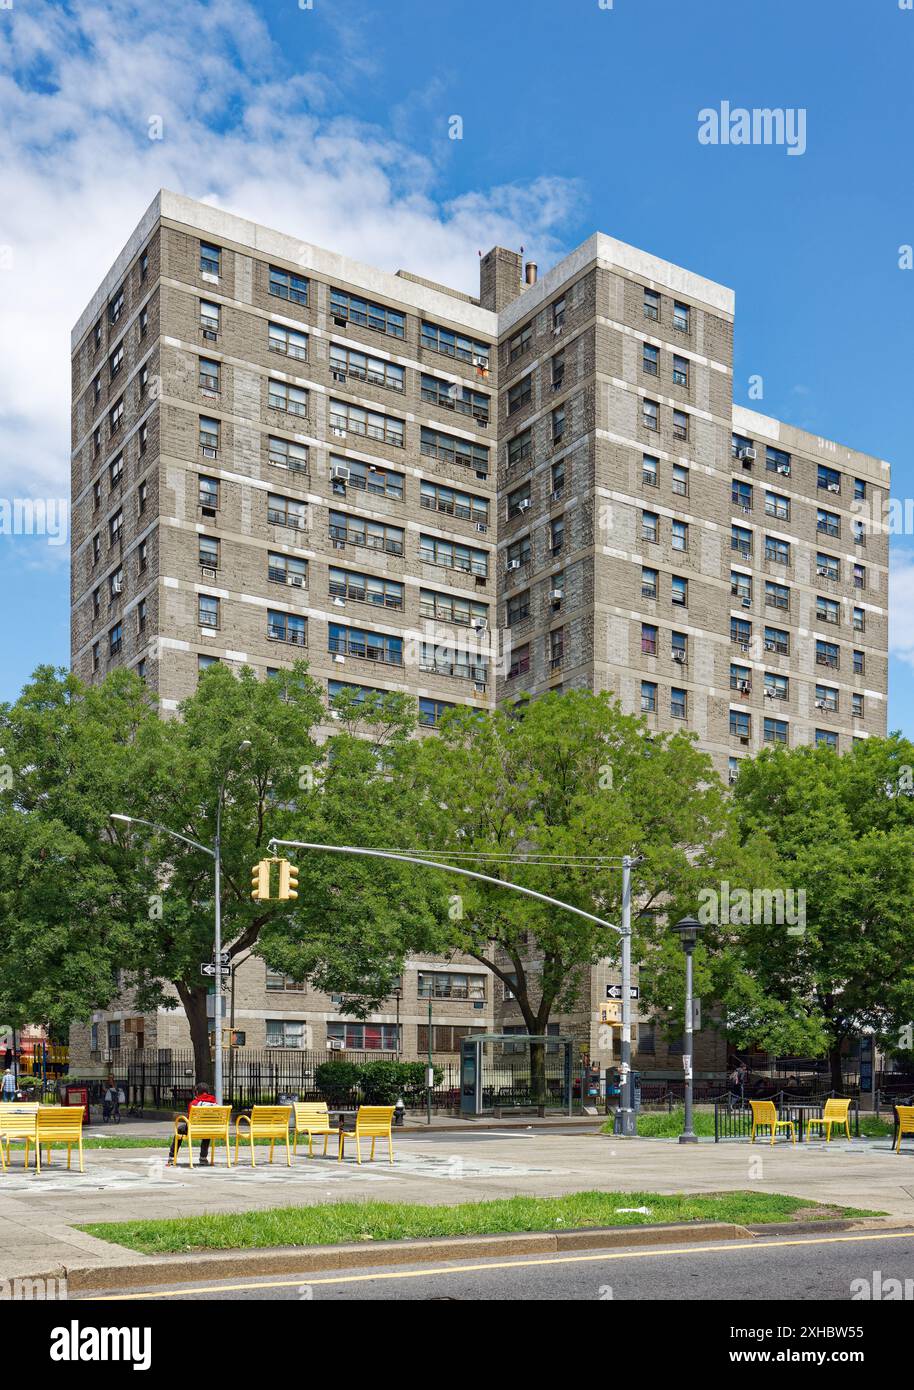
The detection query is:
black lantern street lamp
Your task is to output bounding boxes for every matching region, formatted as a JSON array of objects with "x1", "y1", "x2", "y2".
[{"x1": 671, "y1": 915, "x2": 704, "y2": 1143}]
